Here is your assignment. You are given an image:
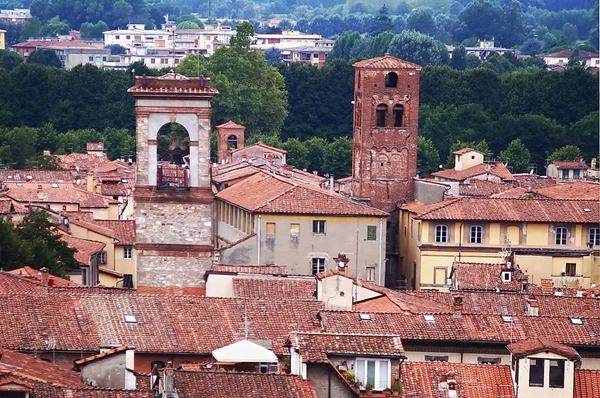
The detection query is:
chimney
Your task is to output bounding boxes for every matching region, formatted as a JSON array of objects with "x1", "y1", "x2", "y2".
[
  {"x1": 86, "y1": 173, "x2": 96, "y2": 193},
  {"x1": 39, "y1": 267, "x2": 49, "y2": 287},
  {"x1": 540, "y1": 278, "x2": 554, "y2": 295},
  {"x1": 452, "y1": 294, "x2": 463, "y2": 318},
  {"x1": 583, "y1": 302, "x2": 591, "y2": 311},
  {"x1": 329, "y1": 175, "x2": 334, "y2": 195},
  {"x1": 526, "y1": 298, "x2": 539, "y2": 316},
  {"x1": 591, "y1": 158, "x2": 597, "y2": 169}
]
